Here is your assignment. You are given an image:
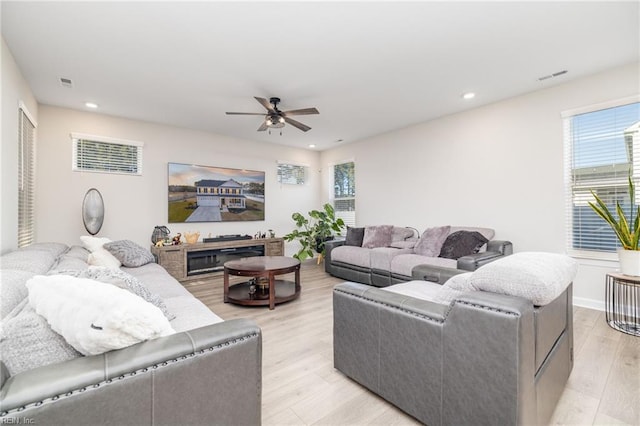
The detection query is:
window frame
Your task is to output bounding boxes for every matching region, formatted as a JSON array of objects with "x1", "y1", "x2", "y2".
[
  {"x1": 18, "y1": 102, "x2": 37, "y2": 248},
  {"x1": 563, "y1": 95, "x2": 640, "y2": 260},
  {"x1": 71, "y1": 132, "x2": 144, "y2": 176},
  {"x1": 330, "y1": 160, "x2": 356, "y2": 228}
]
